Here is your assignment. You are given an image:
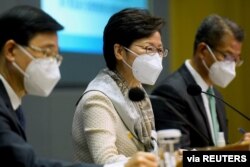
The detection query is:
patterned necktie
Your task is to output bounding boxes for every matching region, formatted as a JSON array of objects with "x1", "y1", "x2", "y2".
[
  {"x1": 15, "y1": 106, "x2": 25, "y2": 129},
  {"x1": 207, "y1": 87, "x2": 219, "y2": 145}
]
